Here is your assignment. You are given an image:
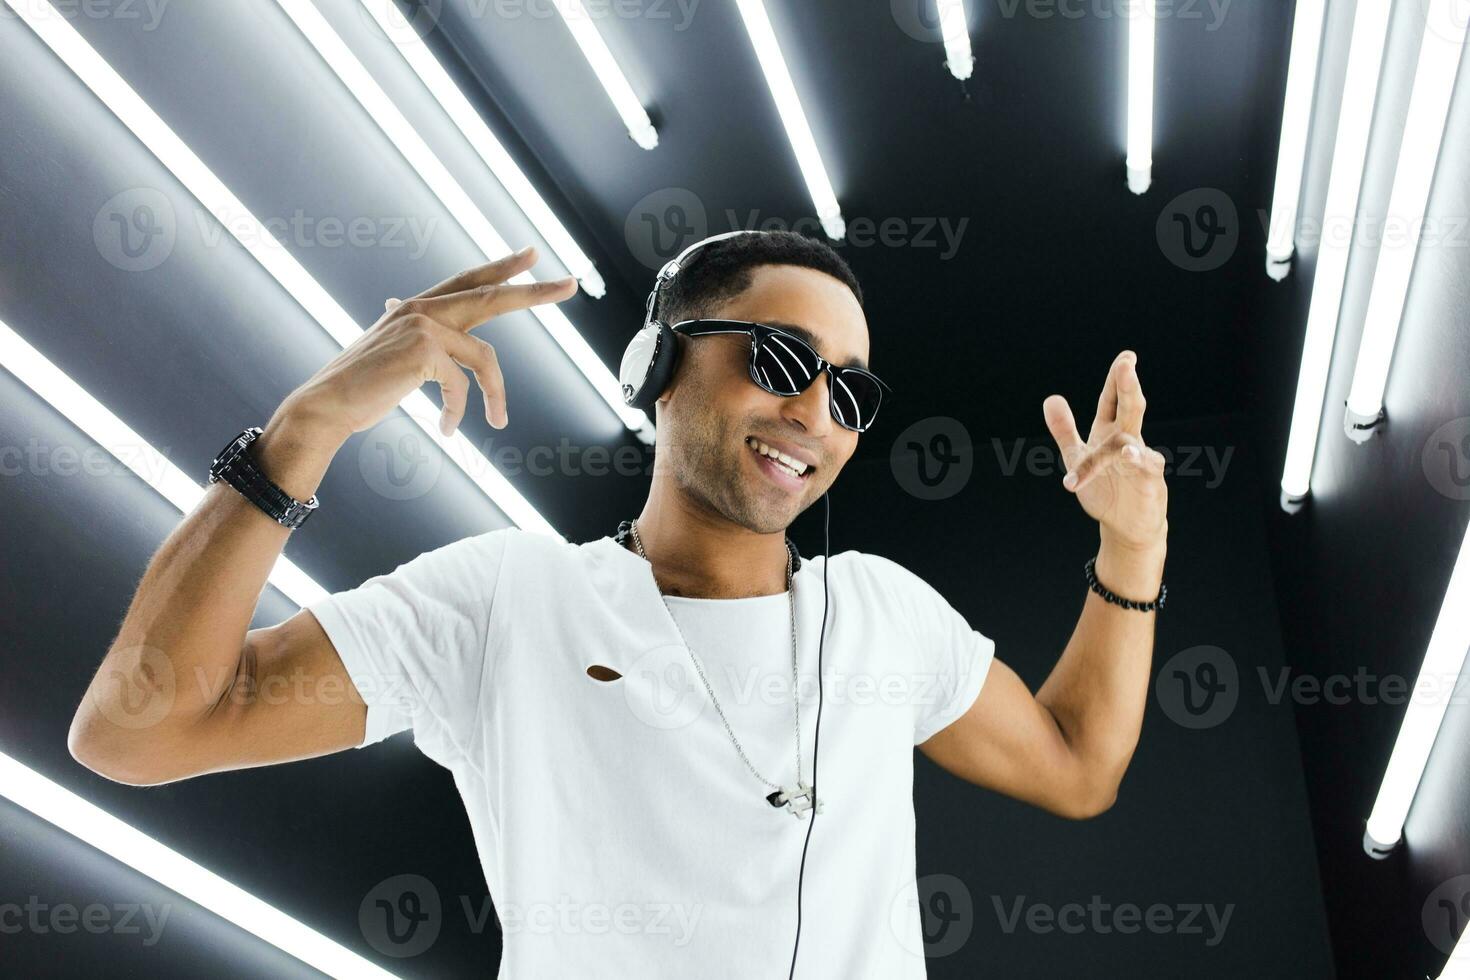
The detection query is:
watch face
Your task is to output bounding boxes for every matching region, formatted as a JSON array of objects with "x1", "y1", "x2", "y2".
[{"x1": 212, "y1": 433, "x2": 242, "y2": 472}]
